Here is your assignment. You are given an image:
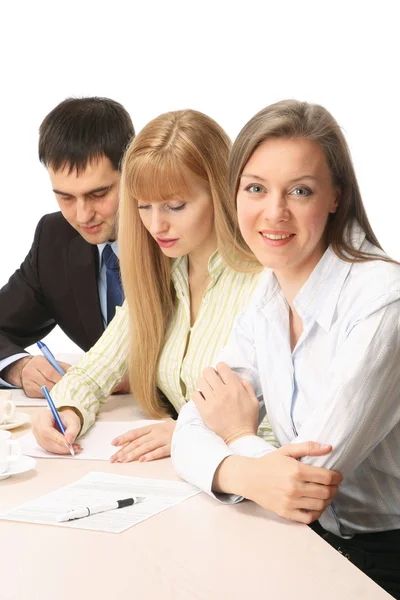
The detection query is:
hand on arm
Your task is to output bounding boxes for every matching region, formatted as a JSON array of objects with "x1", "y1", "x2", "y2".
[
  {"x1": 171, "y1": 307, "x2": 343, "y2": 521},
  {"x1": 32, "y1": 407, "x2": 83, "y2": 455},
  {"x1": 110, "y1": 419, "x2": 176, "y2": 463},
  {"x1": 214, "y1": 442, "x2": 343, "y2": 524},
  {"x1": 193, "y1": 362, "x2": 259, "y2": 444},
  {"x1": 3, "y1": 356, "x2": 71, "y2": 397}
]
